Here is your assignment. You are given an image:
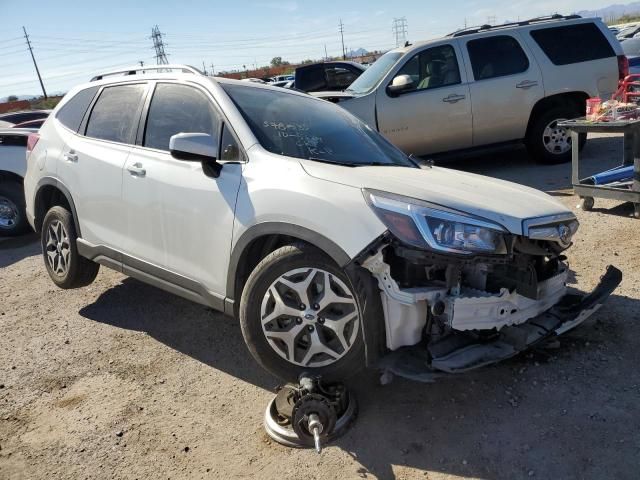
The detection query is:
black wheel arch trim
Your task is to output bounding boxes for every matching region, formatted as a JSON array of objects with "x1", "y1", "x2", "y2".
[
  {"x1": 226, "y1": 222, "x2": 352, "y2": 306},
  {"x1": 34, "y1": 177, "x2": 81, "y2": 236}
]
